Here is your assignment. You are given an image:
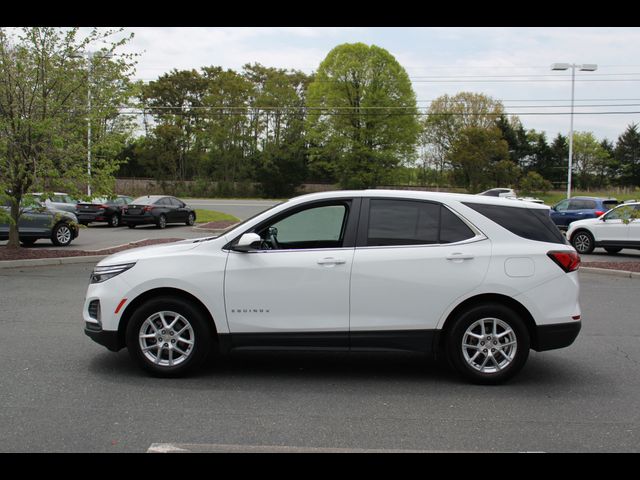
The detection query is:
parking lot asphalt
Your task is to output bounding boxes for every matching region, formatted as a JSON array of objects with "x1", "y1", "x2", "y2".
[{"x1": 0, "y1": 265, "x2": 638, "y2": 452}]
